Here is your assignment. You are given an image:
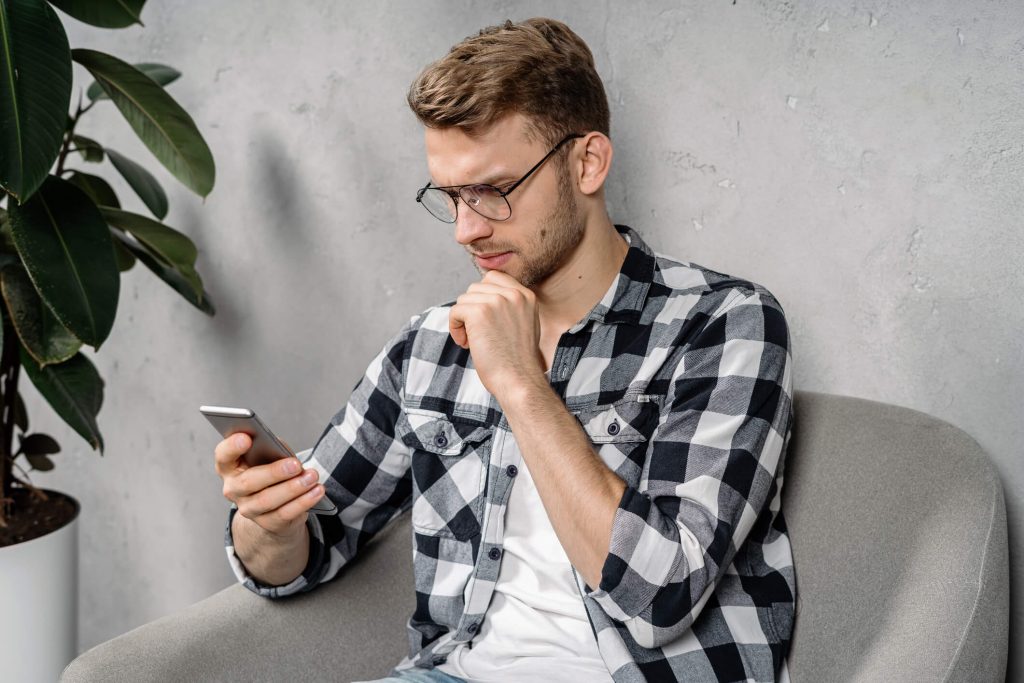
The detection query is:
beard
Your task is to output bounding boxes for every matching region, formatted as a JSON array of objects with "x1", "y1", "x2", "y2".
[{"x1": 470, "y1": 160, "x2": 586, "y2": 288}]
